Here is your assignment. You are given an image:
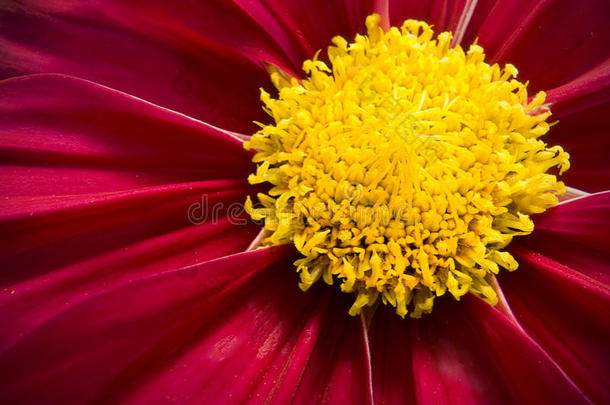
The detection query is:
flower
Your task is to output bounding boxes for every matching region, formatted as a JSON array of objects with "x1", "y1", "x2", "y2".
[{"x1": 1, "y1": 1, "x2": 609, "y2": 404}]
